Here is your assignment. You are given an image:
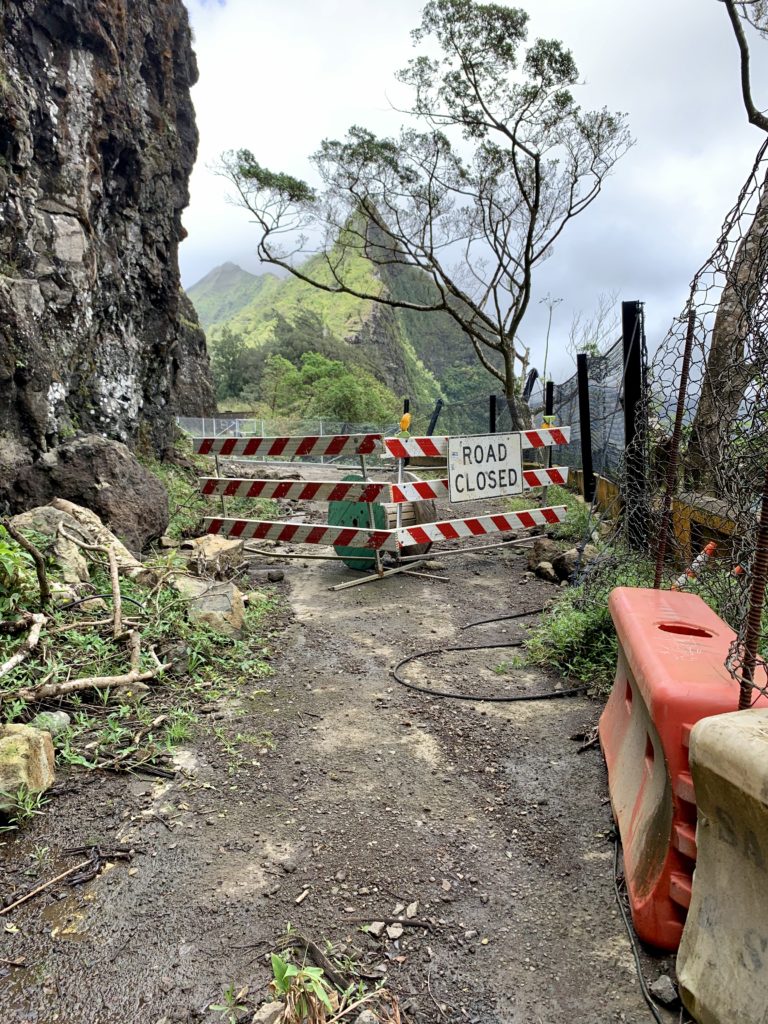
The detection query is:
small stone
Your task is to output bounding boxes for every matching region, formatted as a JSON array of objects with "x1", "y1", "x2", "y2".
[
  {"x1": 355, "y1": 1011, "x2": 378, "y2": 1024},
  {"x1": 29, "y1": 711, "x2": 71, "y2": 737},
  {"x1": 405, "y1": 901, "x2": 419, "y2": 918},
  {"x1": 366, "y1": 921, "x2": 386, "y2": 938},
  {"x1": 252, "y1": 1003, "x2": 285, "y2": 1024},
  {"x1": 386, "y1": 923, "x2": 404, "y2": 940},
  {"x1": 649, "y1": 974, "x2": 678, "y2": 1006},
  {"x1": 441, "y1": 880, "x2": 451, "y2": 892}
]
